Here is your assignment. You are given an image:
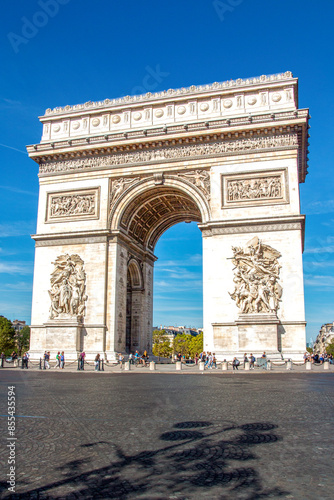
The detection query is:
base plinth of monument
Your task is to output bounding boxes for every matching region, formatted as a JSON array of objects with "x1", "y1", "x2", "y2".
[{"x1": 236, "y1": 313, "x2": 280, "y2": 354}]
